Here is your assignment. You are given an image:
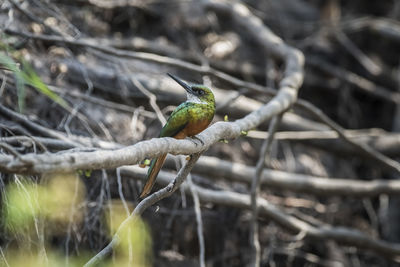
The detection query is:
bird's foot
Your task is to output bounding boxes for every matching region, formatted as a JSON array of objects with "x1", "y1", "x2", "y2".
[{"x1": 190, "y1": 135, "x2": 205, "y2": 146}]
